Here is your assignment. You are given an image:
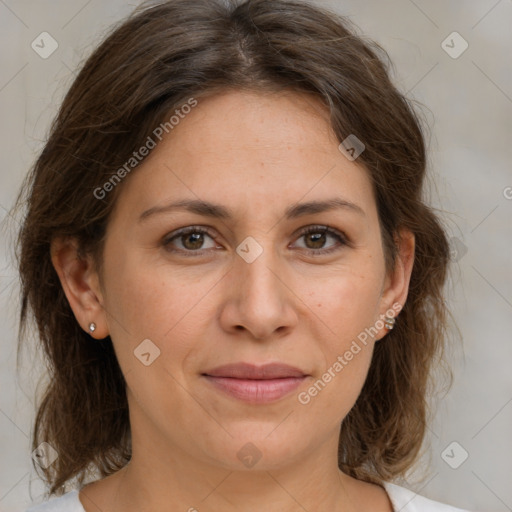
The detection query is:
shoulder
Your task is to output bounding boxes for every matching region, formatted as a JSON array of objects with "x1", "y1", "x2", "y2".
[
  {"x1": 383, "y1": 482, "x2": 473, "y2": 512},
  {"x1": 25, "y1": 490, "x2": 84, "y2": 512},
  {"x1": 25, "y1": 482, "x2": 473, "y2": 512}
]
